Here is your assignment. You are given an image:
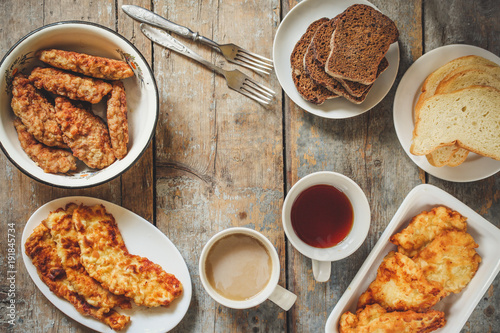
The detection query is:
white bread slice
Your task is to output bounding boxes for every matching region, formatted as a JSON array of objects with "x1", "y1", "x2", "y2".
[
  {"x1": 446, "y1": 148, "x2": 470, "y2": 167},
  {"x1": 426, "y1": 68, "x2": 500, "y2": 166},
  {"x1": 415, "y1": 56, "x2": 499, "y2": 166},
  {"x1": 411, "y1": 86, "x2": 500, "y2": 160},
  {"x1": 425, "y1": 144, "x2": 461, "y2": 167},
  {"x1": 415, "y1": 55, "x2": 498, "y2": 112},
  {"x1": 436, "y1": 69, "x2": 500, "y2": 94}
]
